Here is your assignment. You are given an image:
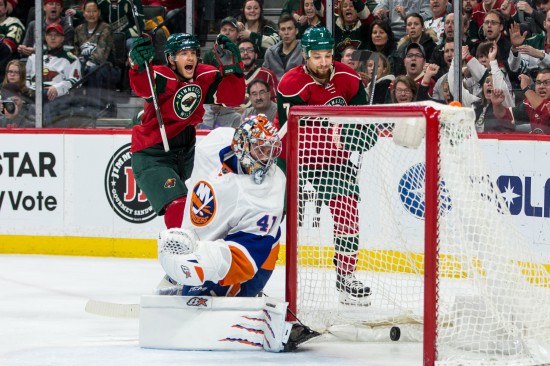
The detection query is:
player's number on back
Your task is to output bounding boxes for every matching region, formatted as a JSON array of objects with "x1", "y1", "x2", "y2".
[{"x1": 257, "y1": 215, "x2": 277, "y2": 232}]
